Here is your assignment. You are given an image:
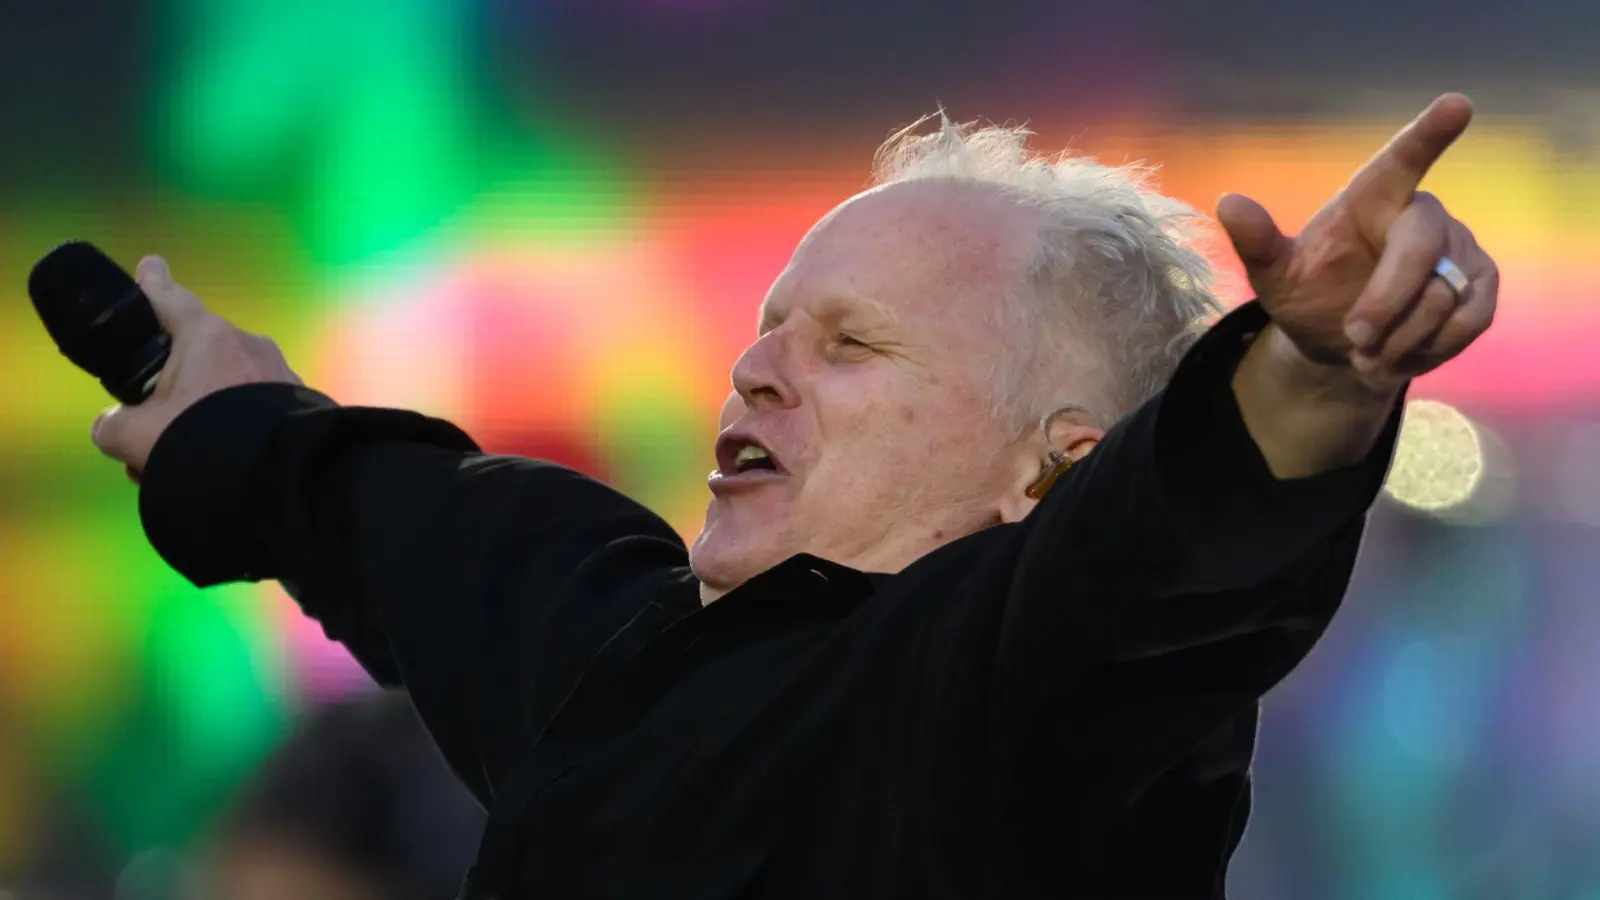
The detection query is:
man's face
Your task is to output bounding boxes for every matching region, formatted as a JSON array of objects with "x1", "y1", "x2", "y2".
[{"x1": 690, "y1": 180, "x2": 1041, "y2": 598}]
